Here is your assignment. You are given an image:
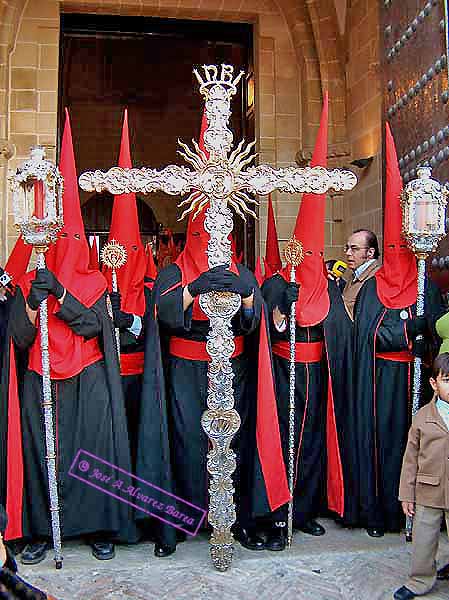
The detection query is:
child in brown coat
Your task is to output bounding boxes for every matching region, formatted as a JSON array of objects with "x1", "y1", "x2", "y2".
[{"x1": 394, "y1": 353, "x2": 449, "y2": 600}]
